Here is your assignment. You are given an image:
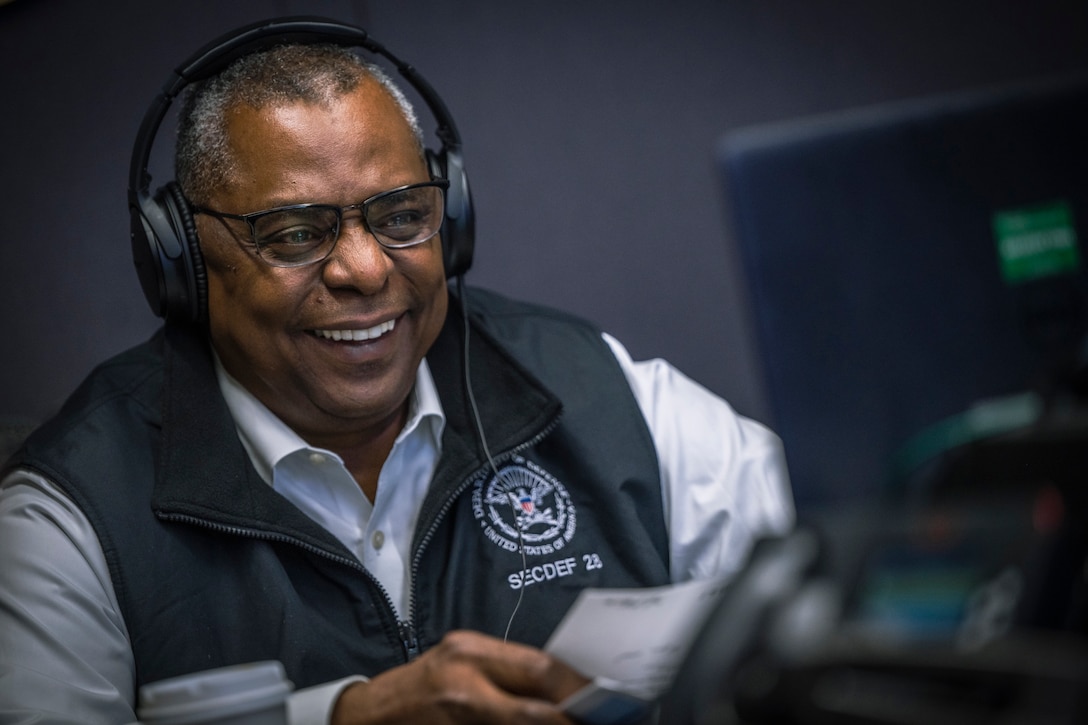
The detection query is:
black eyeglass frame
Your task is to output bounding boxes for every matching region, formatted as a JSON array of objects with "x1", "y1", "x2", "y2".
[{"x1": 190, "y1": 179, "x2": 451, "y2": 268}]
